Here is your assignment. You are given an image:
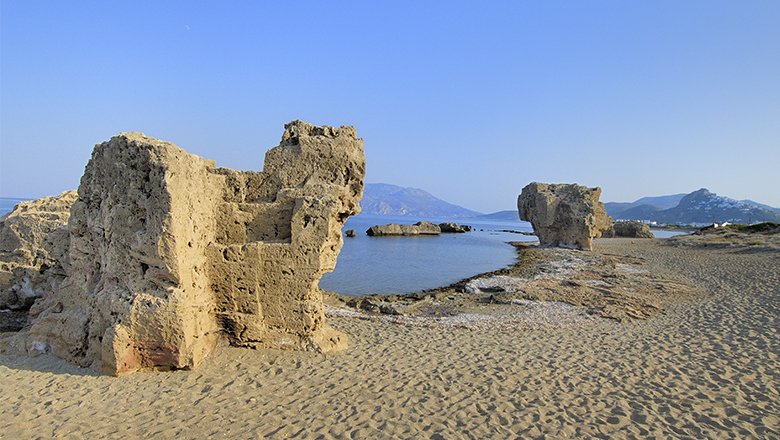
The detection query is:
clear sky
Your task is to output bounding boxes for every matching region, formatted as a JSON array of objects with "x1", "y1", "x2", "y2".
[{"x1": 2, "y1": 1, "x2": 779, "y2": 213}]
